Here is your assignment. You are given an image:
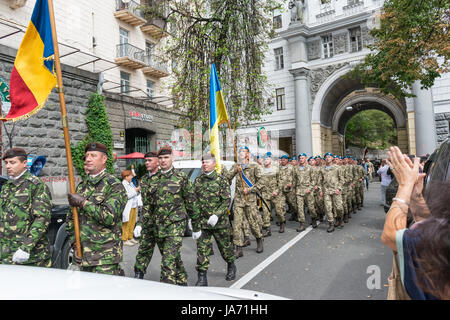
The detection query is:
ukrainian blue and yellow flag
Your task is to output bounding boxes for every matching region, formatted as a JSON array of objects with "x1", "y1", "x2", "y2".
[
  {"x1": 5, "y1": 0, "x2": 56, "y2": 121},
  {"x1": 209, "y1": 63, "x2": 229, "y2": 173}
]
